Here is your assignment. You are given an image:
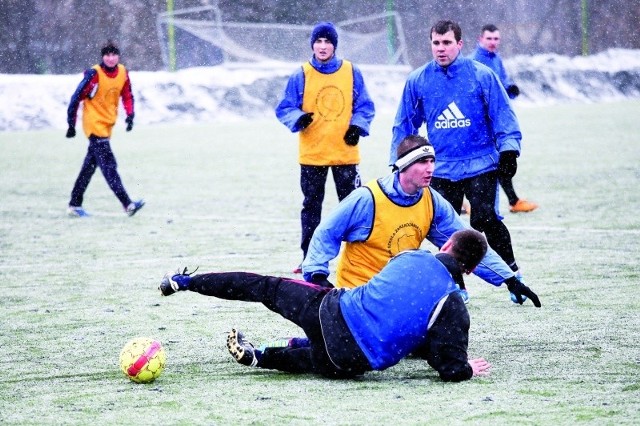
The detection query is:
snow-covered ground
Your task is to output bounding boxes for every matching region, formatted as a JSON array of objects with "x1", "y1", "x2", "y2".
[{"x1": 1, "y1": 48, "x2": 639, "y2": 132}]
